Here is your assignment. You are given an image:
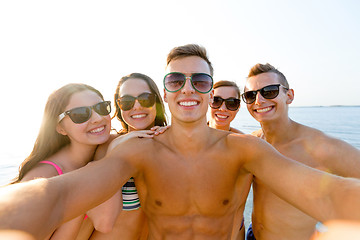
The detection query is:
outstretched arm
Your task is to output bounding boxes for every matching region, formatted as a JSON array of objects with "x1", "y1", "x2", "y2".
[
  {"x1": 0, "y1": 138, "x2": 140, "y2": 239},
  {"x1": 318, "y1": 136, "x2": 360, "y2": 178},
  {"x1": 86, "y1": 130, "x2": 160, "y2": 232},
  {"x1": 240, "y1": 135, "x2": 360, "y2": 222}
]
